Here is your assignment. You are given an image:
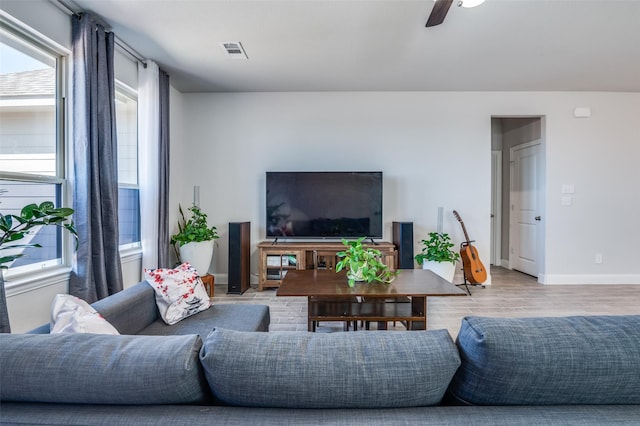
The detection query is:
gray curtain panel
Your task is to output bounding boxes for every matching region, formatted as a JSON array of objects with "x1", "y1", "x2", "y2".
[
  {"x1": 0, "y1": 272, "x2": 10, "y2": 333},
  {"x1": 69, "y1": 13, "x2": 123, "y2": 303},
  {"x1": 158, "y1": 69, "x2": 171, "y2": 268}
]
